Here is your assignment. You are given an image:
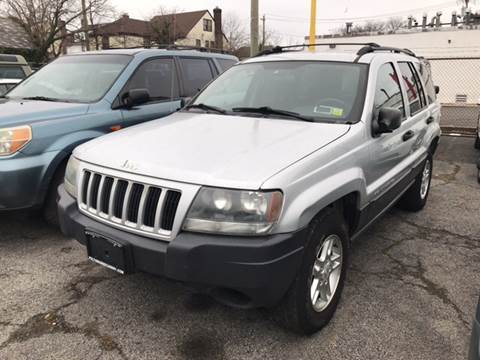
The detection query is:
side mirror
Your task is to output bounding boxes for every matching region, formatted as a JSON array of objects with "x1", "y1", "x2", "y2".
[
  {"x1": 434, "y1": 85, "x2": 440, "y2": 95},
  {"x1": 121, "y1": 89, "x2": 150, "y2": 109},
  {"x1": 373, "y1": 107, "x2": 402, "y2": 135},
  {"x1": 180, "y1": 97, "x2": 192, "y2": 108}
]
